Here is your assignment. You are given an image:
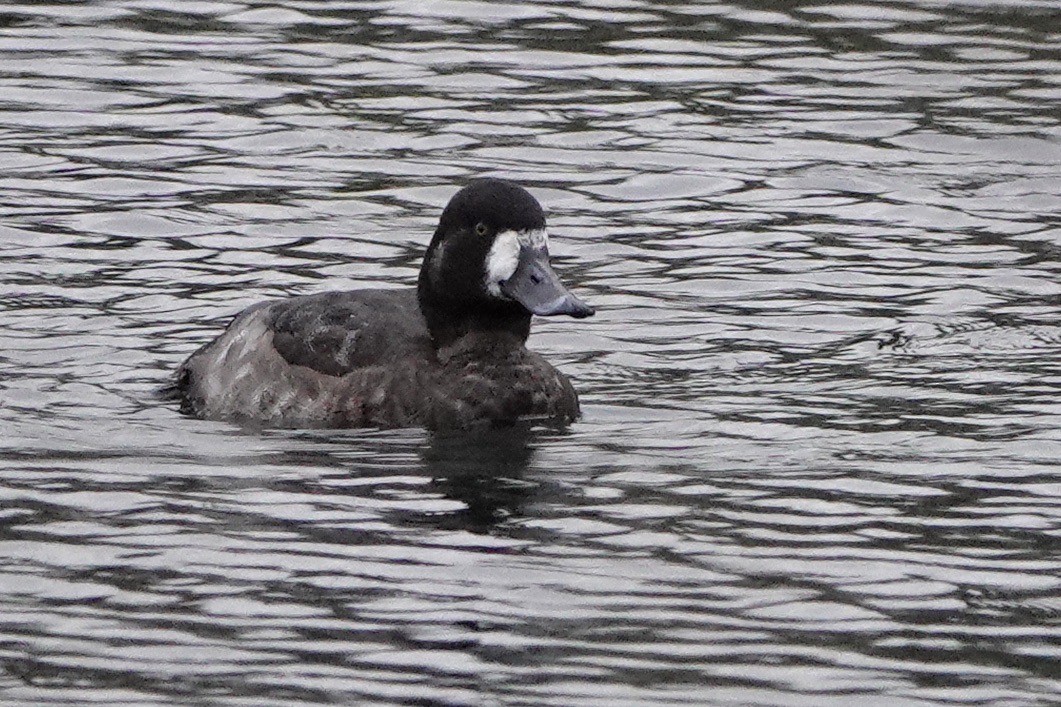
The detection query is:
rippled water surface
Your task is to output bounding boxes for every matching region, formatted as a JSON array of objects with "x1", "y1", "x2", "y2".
[{"x1": 1, "y1": 1, "x2": 1059, "y2": 704}]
